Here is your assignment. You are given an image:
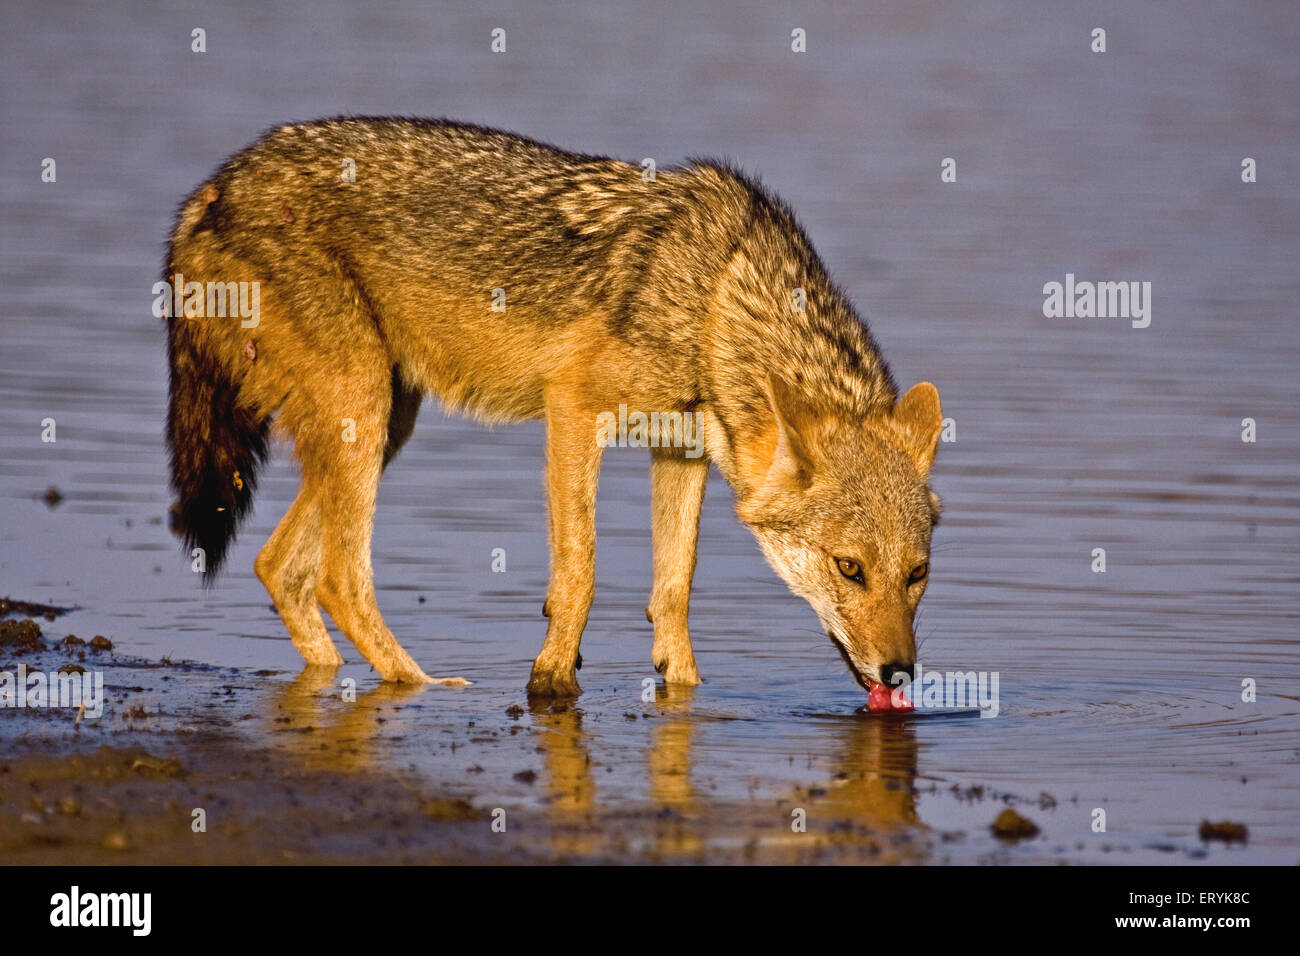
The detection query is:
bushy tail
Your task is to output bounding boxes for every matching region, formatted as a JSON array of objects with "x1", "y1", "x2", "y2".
[{"x1": 166, "y1": 316, "x2": 268, "y2": 582}]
